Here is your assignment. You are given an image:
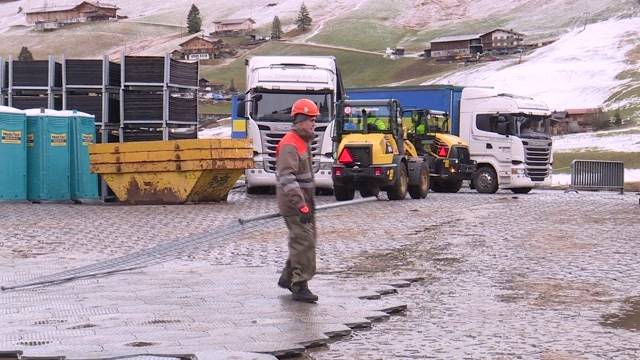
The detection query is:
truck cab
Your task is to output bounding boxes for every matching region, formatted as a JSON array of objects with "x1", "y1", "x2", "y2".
[
  {"x1": 460, "y1": 87, "x2": 553, "y2": 193},
  {"x1": 243, "y1": 56, "x2": 342, "y2": 194}
]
